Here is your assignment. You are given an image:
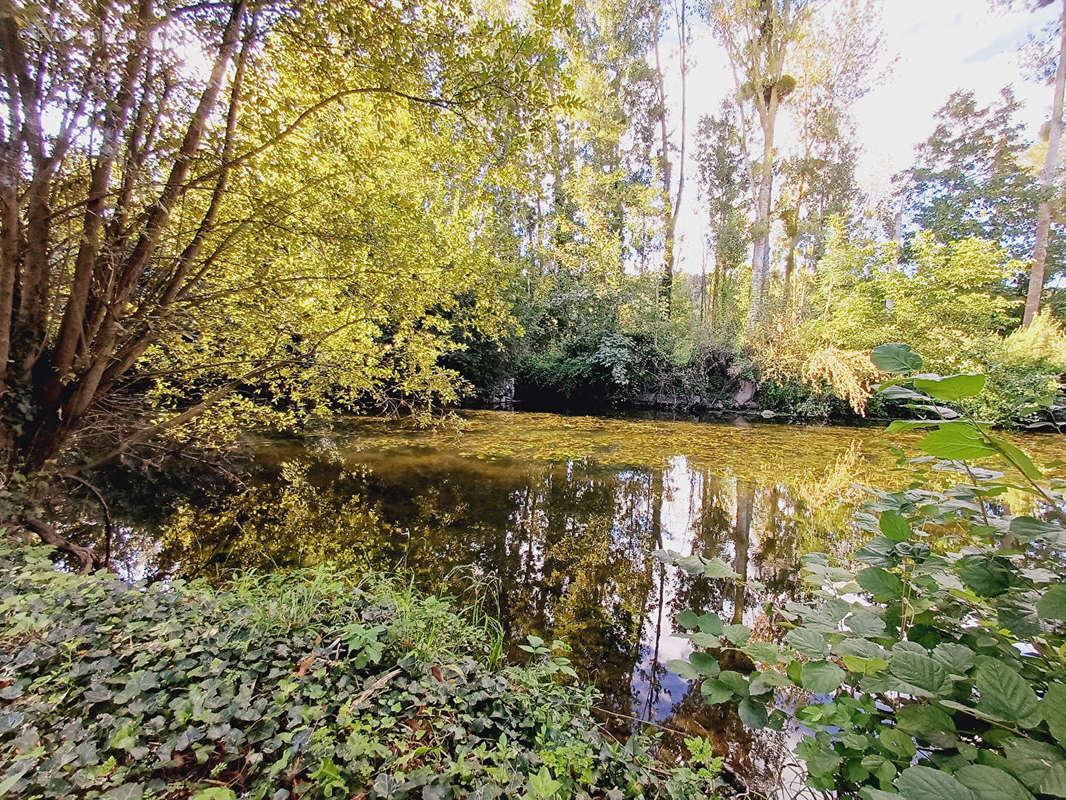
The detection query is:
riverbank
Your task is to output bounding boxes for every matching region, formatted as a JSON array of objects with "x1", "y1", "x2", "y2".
[{"x1": 0, "y1": 544, "x2": 719, "y2": 799}]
